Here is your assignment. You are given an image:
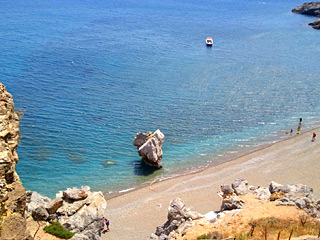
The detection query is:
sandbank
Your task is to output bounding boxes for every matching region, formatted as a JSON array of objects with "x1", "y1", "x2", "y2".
[{"x1": 102, "y1": 127, "x2": 320, "y2": 240}]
